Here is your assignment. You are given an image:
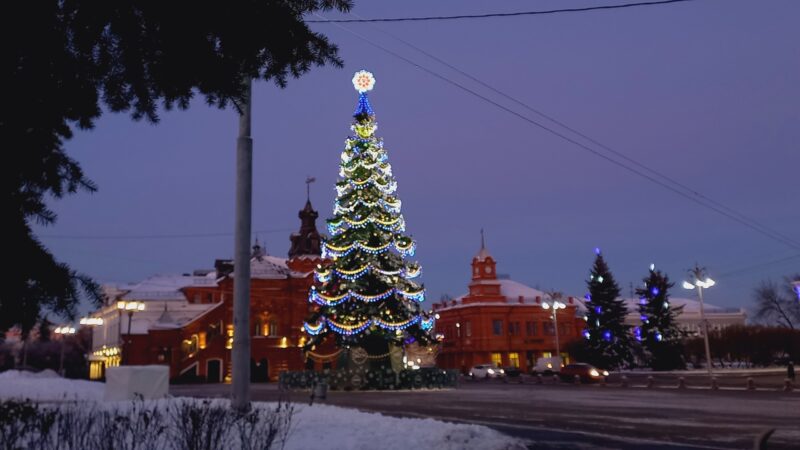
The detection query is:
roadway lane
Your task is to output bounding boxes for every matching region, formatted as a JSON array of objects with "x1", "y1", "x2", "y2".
[{"x1": 171, "y1": 379, "x2": 799, "y2": 449}]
